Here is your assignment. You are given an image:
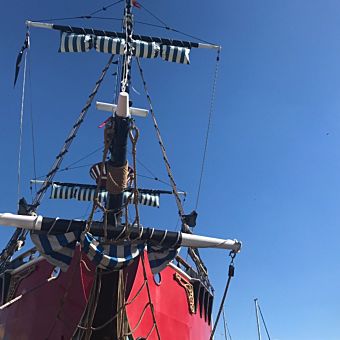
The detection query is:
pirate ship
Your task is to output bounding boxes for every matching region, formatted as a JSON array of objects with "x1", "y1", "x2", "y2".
[{"x1": 0, "y1": 1, "x2": 241, "y2": 339}]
